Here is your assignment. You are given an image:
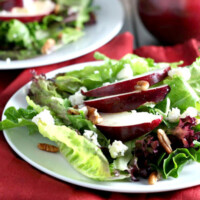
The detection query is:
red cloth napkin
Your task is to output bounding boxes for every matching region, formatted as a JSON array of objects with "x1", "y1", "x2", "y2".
[{"x1": 1, "y1": 32, "x2": 200, "y2": 199}]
